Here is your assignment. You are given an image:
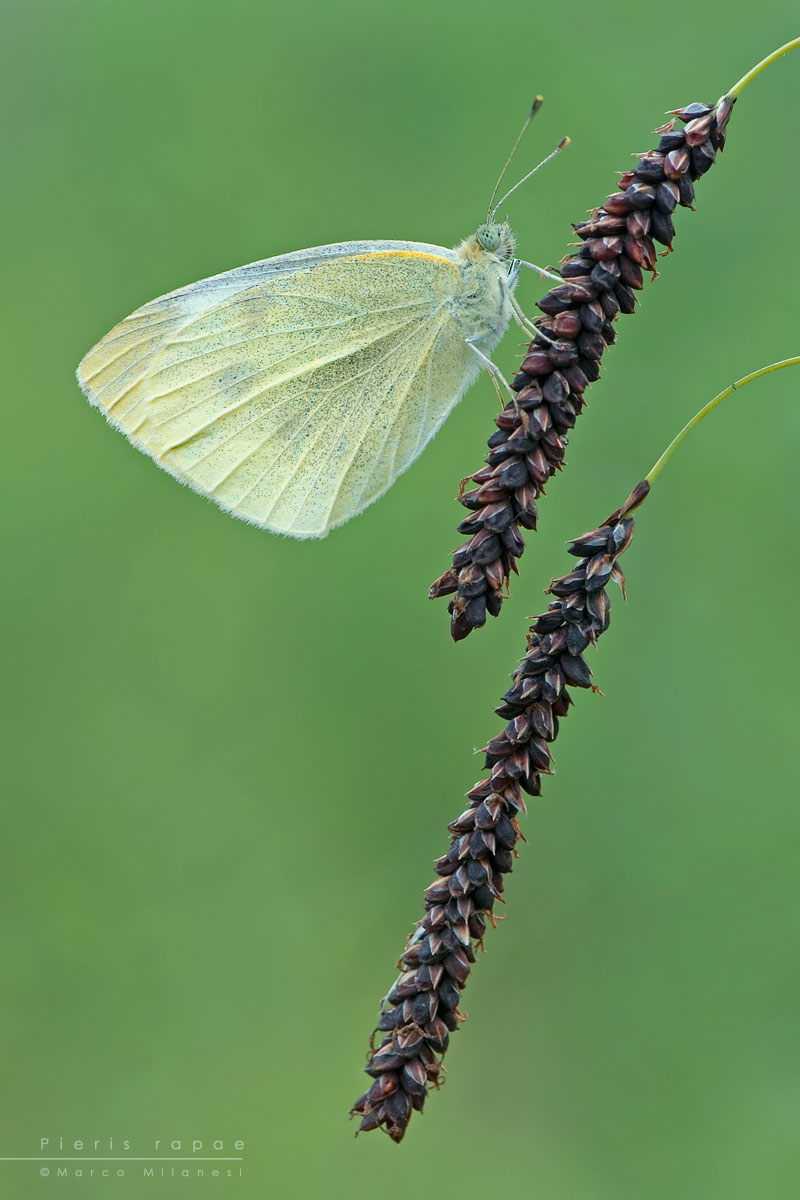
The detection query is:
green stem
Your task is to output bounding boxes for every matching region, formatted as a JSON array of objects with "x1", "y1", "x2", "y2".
[
  {"x1": 645, "y1": 359, "x2": 800, "y2": 485},
  {"x1": 725, "y1": 36, "x2": 800, "y2": 99}
]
